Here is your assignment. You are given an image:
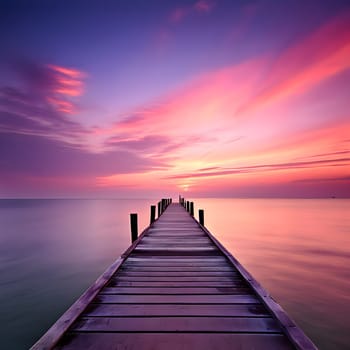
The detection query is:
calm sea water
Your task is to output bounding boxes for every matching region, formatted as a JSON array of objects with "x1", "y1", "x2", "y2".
[{"x1": 0, "y1": 198, "x2": 349, "y2": 349}]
